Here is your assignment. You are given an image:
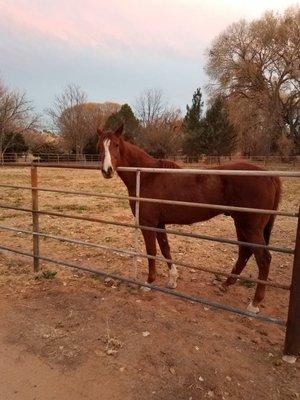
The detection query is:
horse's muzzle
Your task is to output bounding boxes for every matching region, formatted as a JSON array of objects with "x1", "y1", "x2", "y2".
[{"x1": 102, "y1": 167, "x2": 114, "y2": 179}]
